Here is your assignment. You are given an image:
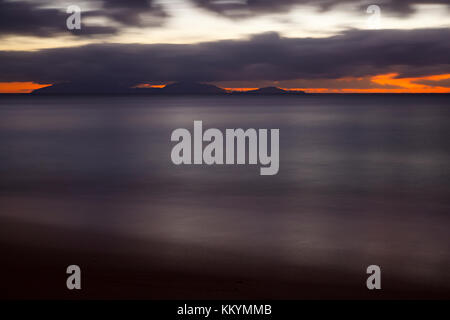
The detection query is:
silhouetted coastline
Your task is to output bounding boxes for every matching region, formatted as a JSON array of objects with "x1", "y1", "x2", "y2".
[{"x1": 30, "y1": 81, "x2": 307, "y2": 95}]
